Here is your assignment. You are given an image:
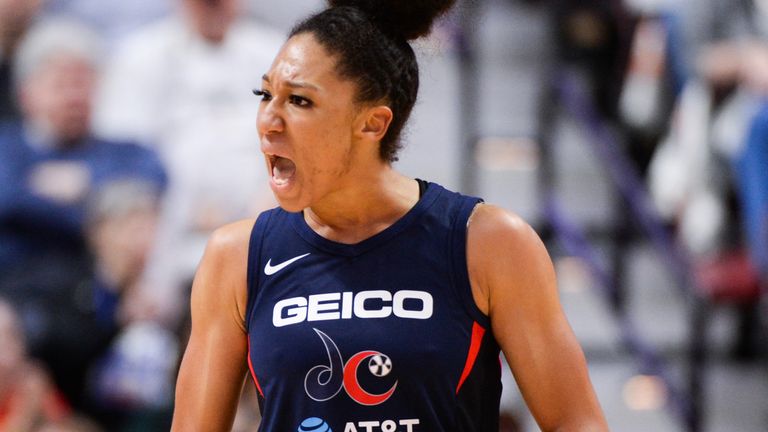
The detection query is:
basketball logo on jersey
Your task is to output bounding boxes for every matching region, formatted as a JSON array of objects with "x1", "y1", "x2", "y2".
[{"x1": 305, "y1": 328, "x2": 397, "y2": 406}]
